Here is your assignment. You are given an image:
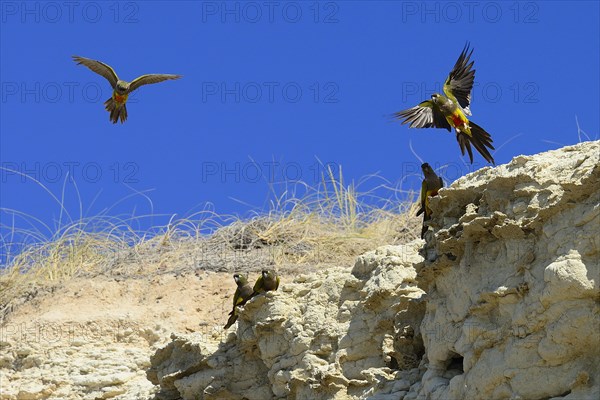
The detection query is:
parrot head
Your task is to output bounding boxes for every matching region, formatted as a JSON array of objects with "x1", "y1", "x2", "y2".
[
  {"x1": 233, "y1": 274, "x2": 248, "y2": 285},
  {"x1": 421, "y1": 163, "x2": 433, "y2": 174},
  {"x1": 115, "y1": 80, "x2": 130, "y2": 94},
  {"x1": 431, "y1": 93, "x2": 453, "y2": 107},
  {"x1": 262, "y1": 270, "x2": 273, "y2": 279}
]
